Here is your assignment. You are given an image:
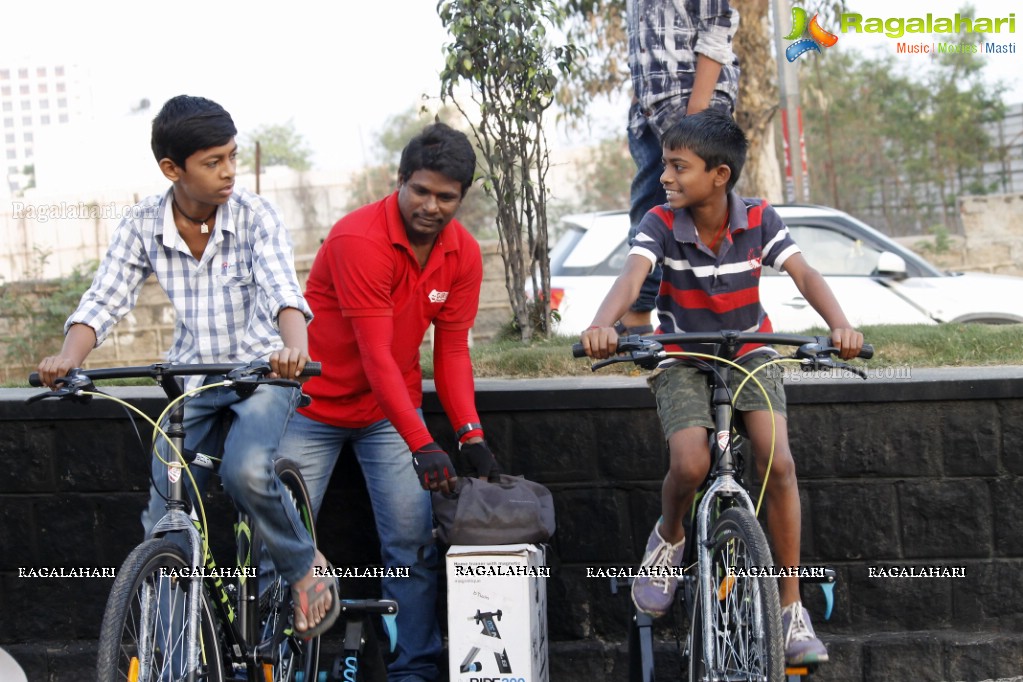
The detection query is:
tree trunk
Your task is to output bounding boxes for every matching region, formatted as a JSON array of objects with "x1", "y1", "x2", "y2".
[{"x1": 731, "y1": 0, "x2": 783, "y2": 203}]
